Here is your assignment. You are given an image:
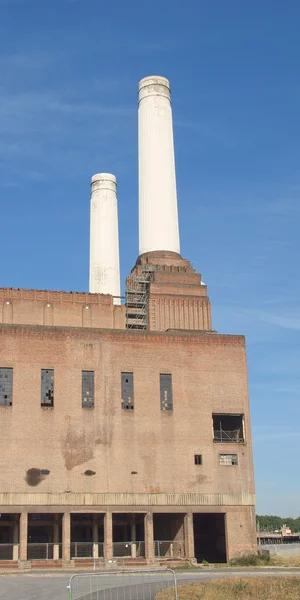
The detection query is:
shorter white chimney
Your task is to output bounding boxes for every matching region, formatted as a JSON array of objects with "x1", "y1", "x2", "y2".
[{"x1": 89, "y1": 173, "x2": 121, "y2": 304}]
